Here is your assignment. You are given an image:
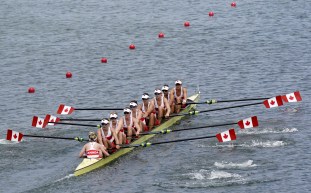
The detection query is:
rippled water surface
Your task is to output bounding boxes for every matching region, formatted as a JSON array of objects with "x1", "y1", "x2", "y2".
[{"x1": 1, "y1": 0, "x2": 310, "y2": 192}]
